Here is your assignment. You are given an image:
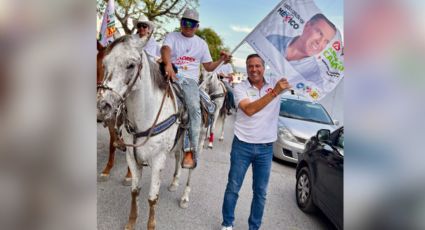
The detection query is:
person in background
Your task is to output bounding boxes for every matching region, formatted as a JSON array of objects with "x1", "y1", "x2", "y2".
[
  {"x1": 215, "y1": 62, "x2": 235, "y2": 114},
  {"x1": 132, "y1": 14, "x2": 161, "y2": 61}
]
